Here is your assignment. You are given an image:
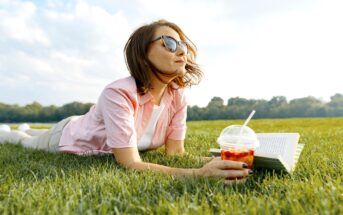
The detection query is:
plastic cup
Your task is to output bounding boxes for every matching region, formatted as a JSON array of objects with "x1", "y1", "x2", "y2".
[{"x1": 217, "y1": 125, "x2": 259, "y2": 179}]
